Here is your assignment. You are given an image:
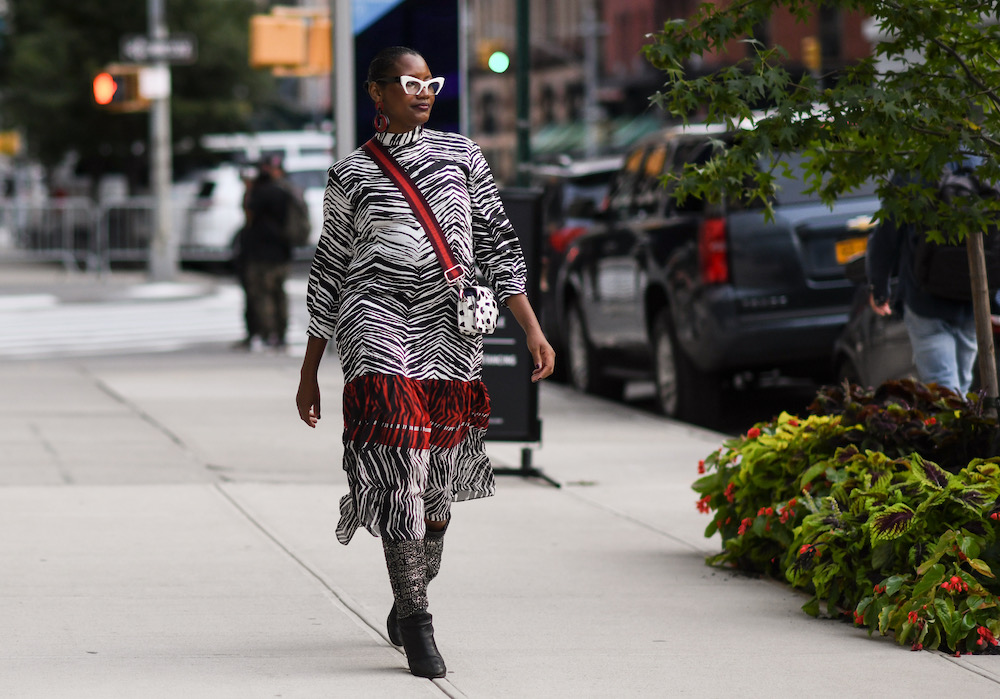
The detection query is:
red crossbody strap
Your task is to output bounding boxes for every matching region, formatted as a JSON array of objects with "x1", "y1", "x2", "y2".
[{"x1": 362, "y1": 138, "x2": 465, "y2": 284}]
